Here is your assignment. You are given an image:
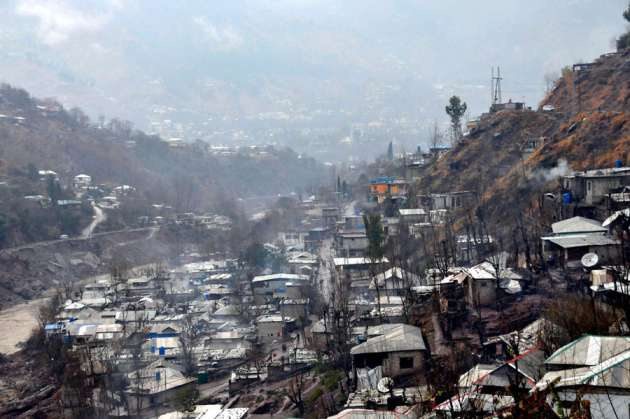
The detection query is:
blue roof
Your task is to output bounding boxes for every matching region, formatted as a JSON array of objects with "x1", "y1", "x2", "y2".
[{"x1": 369, "y1": 176, "x2": 396, "y2": 184}]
